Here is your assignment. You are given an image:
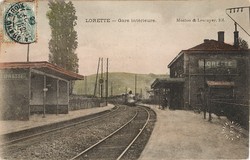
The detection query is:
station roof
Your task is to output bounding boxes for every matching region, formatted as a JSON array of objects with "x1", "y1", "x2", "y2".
[
  {"x1": 0, "y1": 61, "x2": 84, "y2": 80},
  {"x1": 168, "y1": 39, "x2": 249, "y2": 68},
  {"x1": 187, "y1": 40, "x2": 241, "y2": 51},
  {"x1": 151, "y1": 78, "x2": 185, "y2": 89}
]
